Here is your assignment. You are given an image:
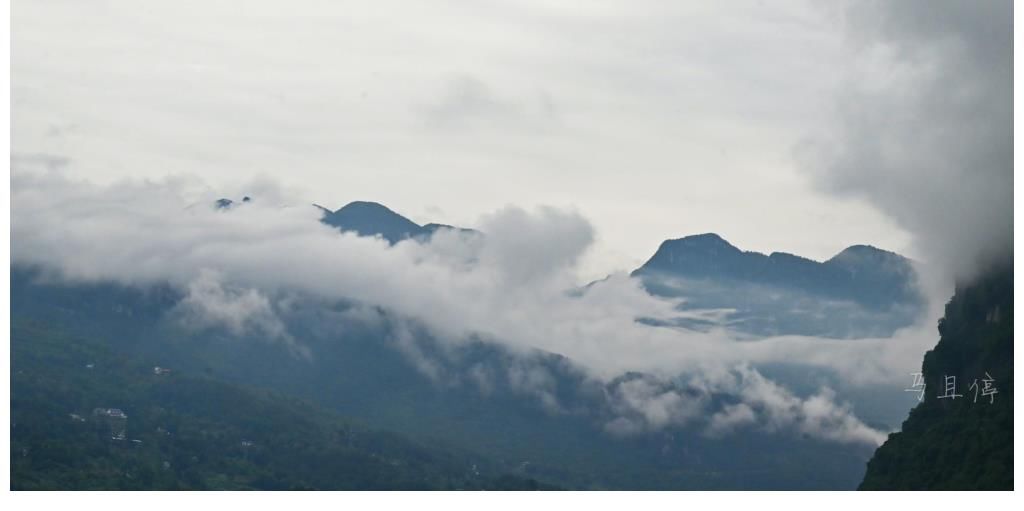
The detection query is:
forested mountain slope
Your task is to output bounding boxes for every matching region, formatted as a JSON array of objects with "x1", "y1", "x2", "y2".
[
  {"x1": 10, "y1": 321, "x2": 554, "y2": 490},
  {"x1": 859, "y1": 266, "x2": 1013, "y2": 490}
]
